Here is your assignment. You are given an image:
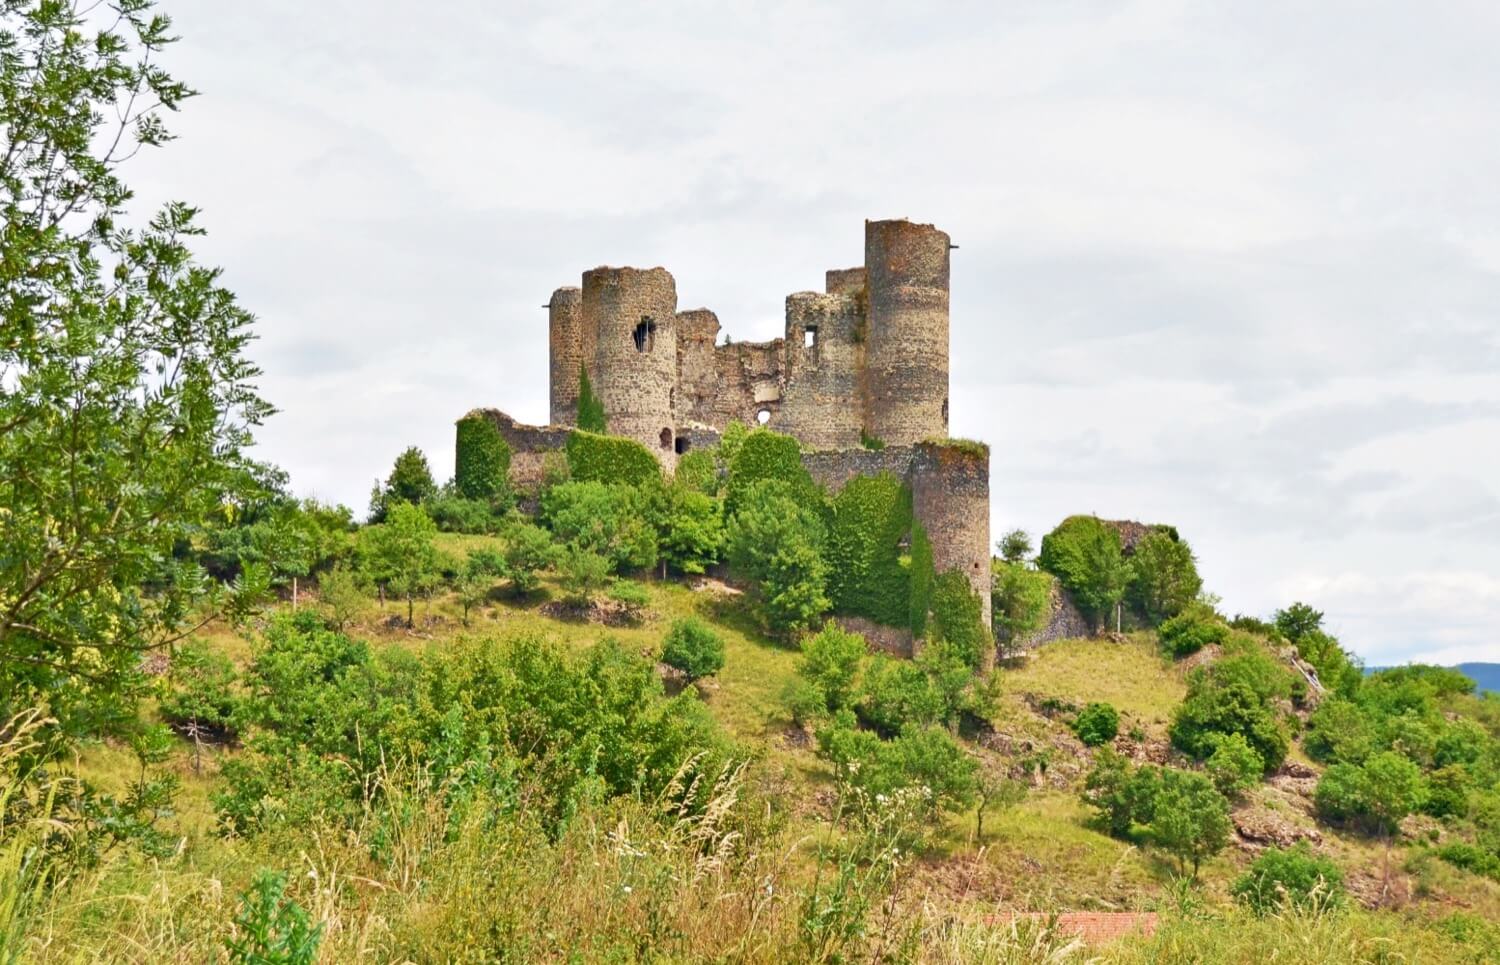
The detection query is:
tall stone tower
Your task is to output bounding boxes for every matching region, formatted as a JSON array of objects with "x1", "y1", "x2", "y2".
[
  {"x1": 581, "y1": 266, "x2": 679, "y2": 453},
  {"x1": 862, "y1": 219, "x2": 951, "y2": 447},
  {"x1": 547, "y1": 286, "x2": 583, "y2": 426}
]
